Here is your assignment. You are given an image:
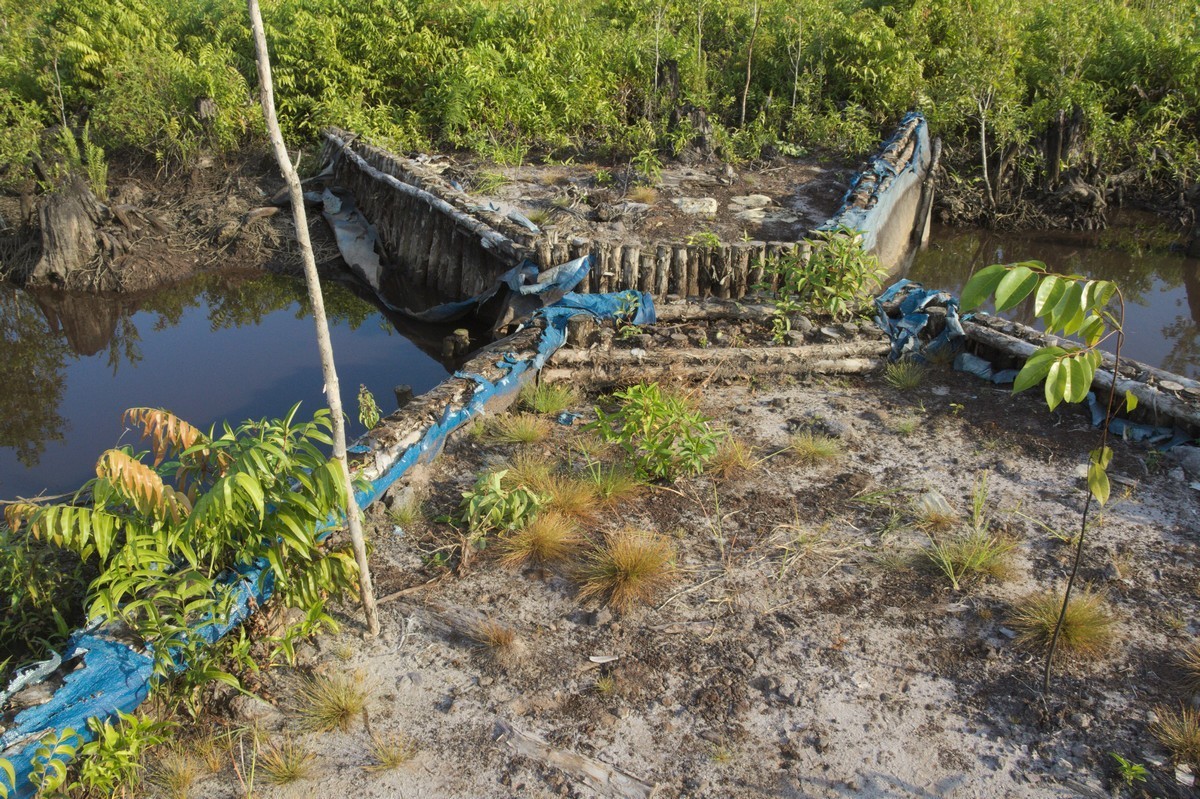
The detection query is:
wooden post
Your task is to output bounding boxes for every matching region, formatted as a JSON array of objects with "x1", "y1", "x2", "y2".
[
  {"x1": 671, "y1": 244, "x2": 688, "y2": 296},
  {"x1": 655, "y1": 244, "x2": 671, "y2": 297},
  {"x1": 248, "y1": 0, "x2": 379, "y2": 635},
  {"x1": 622, "y1": 244, "x2": 640, "y2": 292}
]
